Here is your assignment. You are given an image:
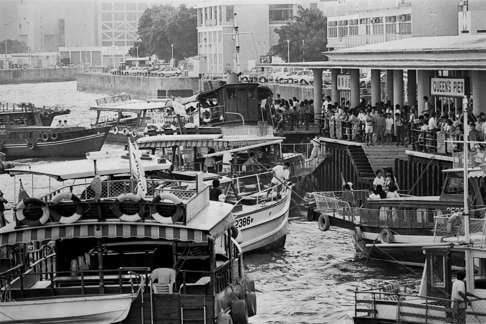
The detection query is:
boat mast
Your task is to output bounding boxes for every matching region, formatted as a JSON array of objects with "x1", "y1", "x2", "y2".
[{"x1": 463, "y1": 96, "x2": 470, "y2": 244}]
